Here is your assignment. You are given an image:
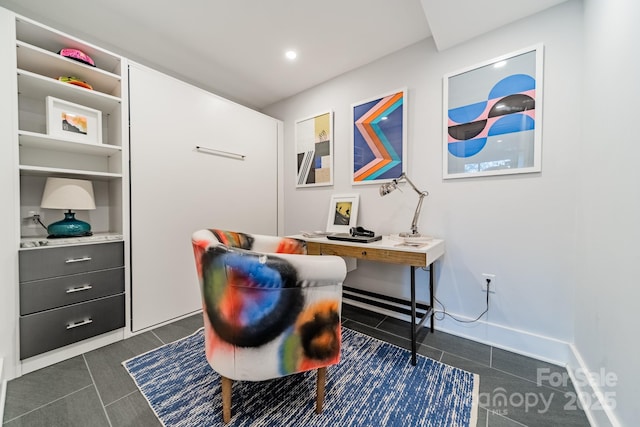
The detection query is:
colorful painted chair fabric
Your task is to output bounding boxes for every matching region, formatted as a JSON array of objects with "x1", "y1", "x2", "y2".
[{"x1": 192, "y1": 229, "x2": 347, "y2": 423}]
